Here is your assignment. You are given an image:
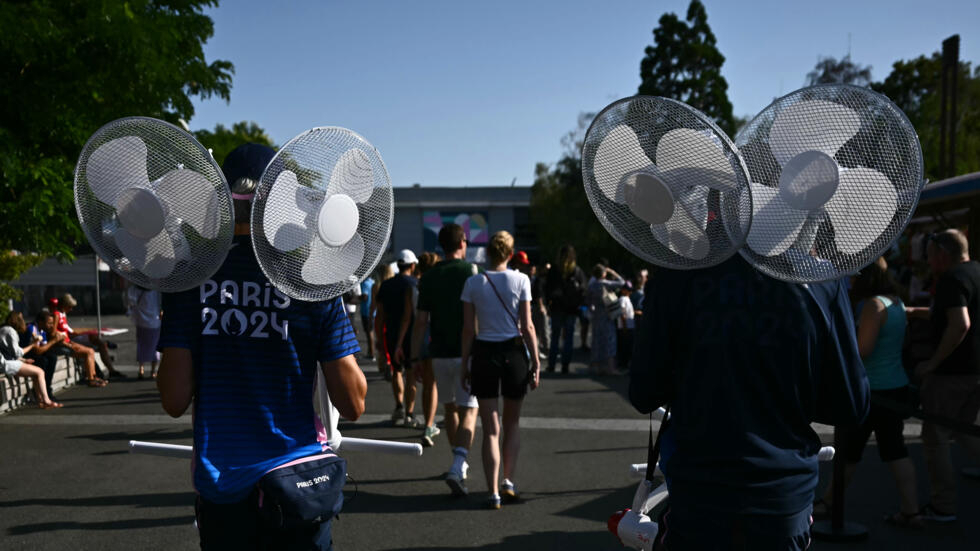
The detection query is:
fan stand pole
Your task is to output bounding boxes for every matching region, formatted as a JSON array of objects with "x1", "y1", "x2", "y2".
[
  {"x1": 94, "y1": 255, "x2": 102, "y2": 336},
  {"x1": 812, "y1": 427, "x2": 868, "y2": 542}
]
